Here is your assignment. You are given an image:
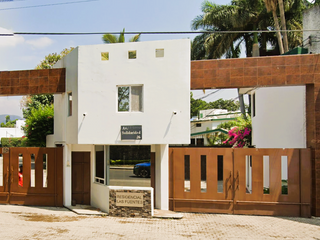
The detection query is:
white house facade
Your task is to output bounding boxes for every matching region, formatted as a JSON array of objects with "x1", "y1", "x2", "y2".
[{"x1": 46, "y1": 39, "x2": 190, "y2": 214}]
